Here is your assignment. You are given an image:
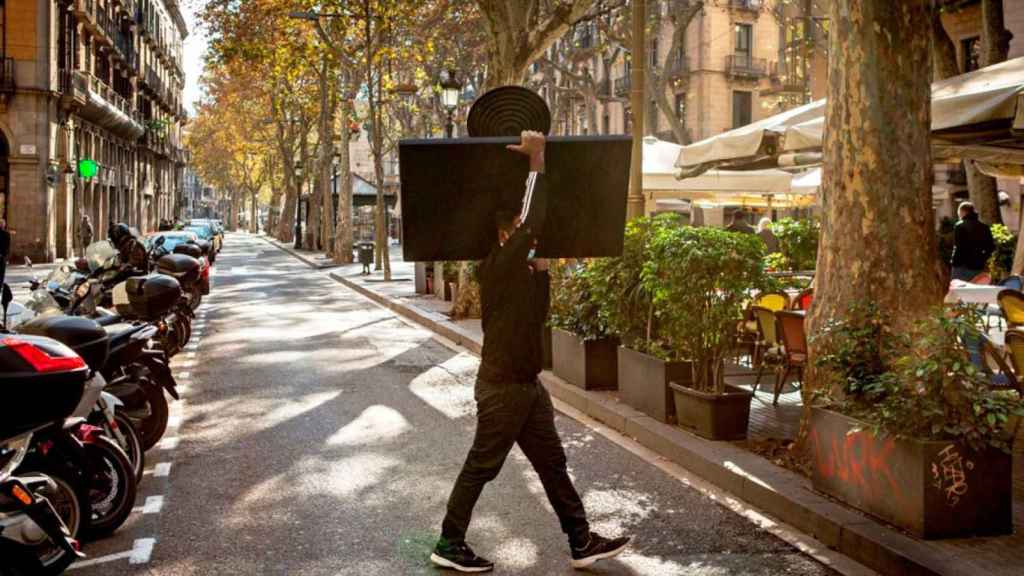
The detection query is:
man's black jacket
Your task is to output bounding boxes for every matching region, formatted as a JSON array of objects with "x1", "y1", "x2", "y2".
[
  {"x1": 477, "y1": 172, "x2": 548, "y2": 383},
  {"x1": 952, "y1": 213, "x2": 995, "y2": 271}
]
